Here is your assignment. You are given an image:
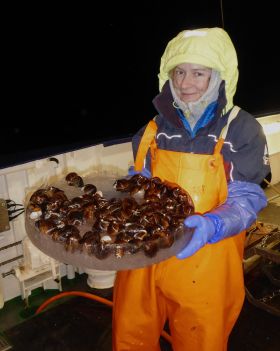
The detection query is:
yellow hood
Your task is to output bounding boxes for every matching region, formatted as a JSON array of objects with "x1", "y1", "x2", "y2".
[{"x1": 158, "y1": 27, "x2": 238, "y2": 113}]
